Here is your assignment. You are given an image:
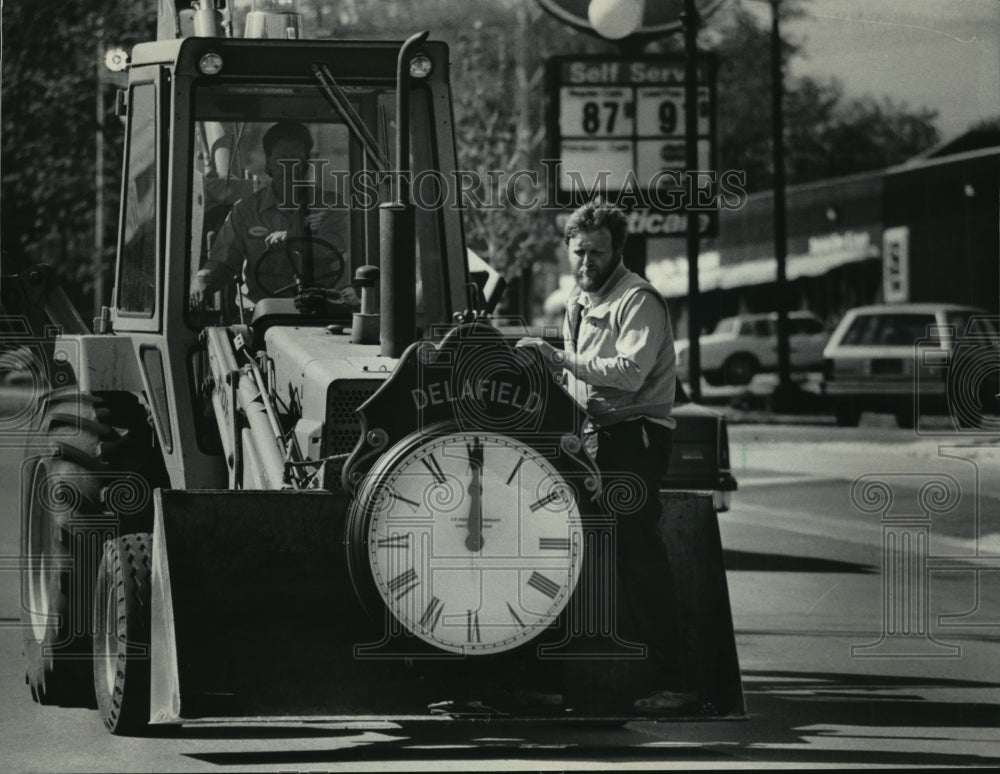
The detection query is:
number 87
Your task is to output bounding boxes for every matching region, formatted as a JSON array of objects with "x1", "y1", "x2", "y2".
[{"x1": 581, "y1": 101, "x2": 619, "y2": 134}]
